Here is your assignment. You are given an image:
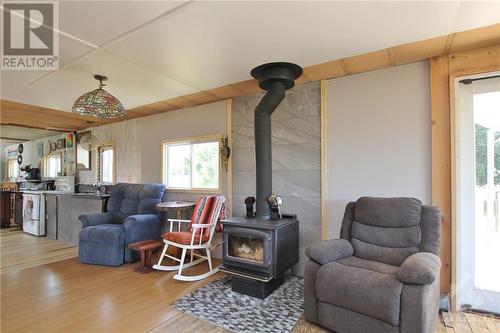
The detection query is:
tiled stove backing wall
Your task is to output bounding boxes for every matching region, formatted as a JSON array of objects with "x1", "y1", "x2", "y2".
[{"x1": 231, "y1": 81, "x2": 321, "y2": 276}]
